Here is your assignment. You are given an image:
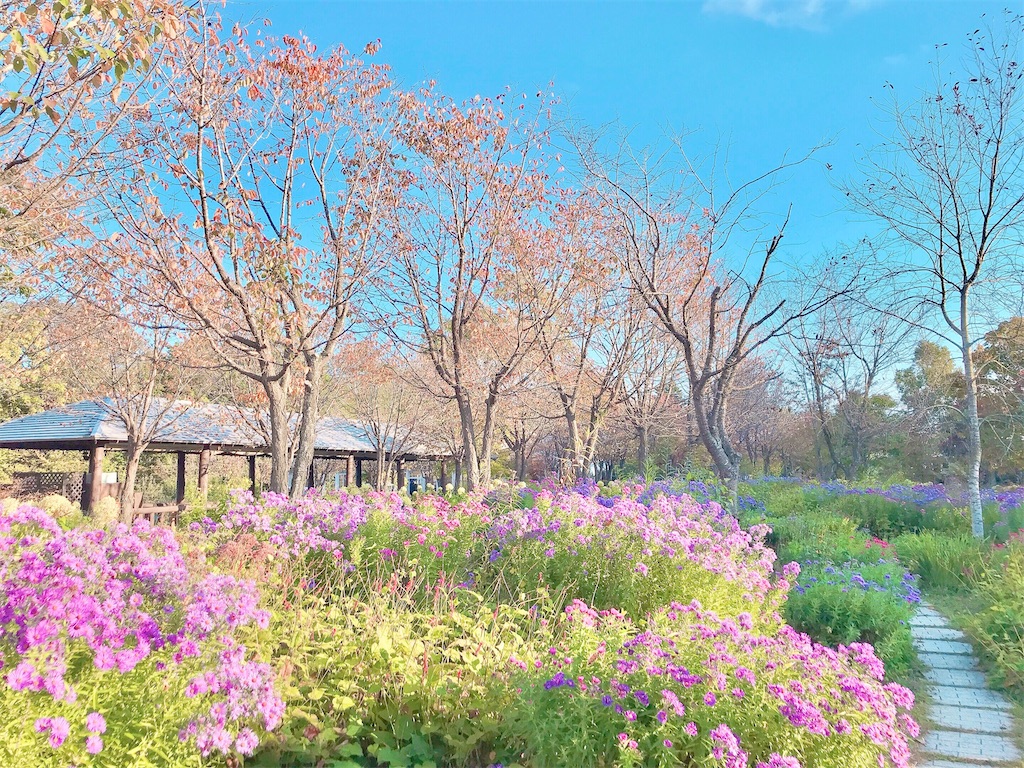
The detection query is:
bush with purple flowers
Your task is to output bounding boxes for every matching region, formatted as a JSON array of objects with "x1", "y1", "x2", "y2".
[
  {"x1": 0, "y1": 480, "x2": 924, "y2": 768},
  {"x1": 0, "y1": 504, "x2": 282, "y2": 766},
  {"x1": 509, "y1": 599, "x2": 917, "y2": 768}
]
